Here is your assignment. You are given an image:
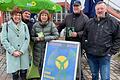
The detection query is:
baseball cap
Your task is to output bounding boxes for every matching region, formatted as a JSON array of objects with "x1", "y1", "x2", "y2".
[{"x1": 73, "y1": 1, "x2": 81, "y2": 6}]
